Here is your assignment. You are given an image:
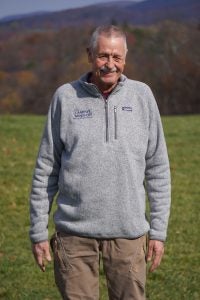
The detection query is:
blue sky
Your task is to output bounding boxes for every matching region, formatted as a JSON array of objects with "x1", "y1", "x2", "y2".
[{"x1": 0, "y1": 0, "x2": 144, "y2": 20}]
